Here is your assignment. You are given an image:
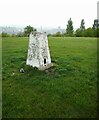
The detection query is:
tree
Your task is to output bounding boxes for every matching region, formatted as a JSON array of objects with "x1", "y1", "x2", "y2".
[
  {"x1": 75, "y1": 19, "x2": 85, "y2": 37},
  {"x1": 94, "y1": 28, "x2": 99, "y2": 37},
  {"x1": 66, "y1": 18, "x2": 74, "y2": 36},
  {"x1": 1, "y1": 32, "x2": 10, "y2": 37},
  {"x1": 11, "y1": 34, "x2": 16, "y2": 37},
  {"x1": 47, "y1": 34, "x2": 52, "y2": 37},
  {"x1": 92, "y1": 19, "x2": 99, "y2": 30},
  {"x1": 75, "y1": 28, "x2": 82, "y2": 37},
  {"x1": 24, "y1": 25, "x2": 37, "y2": 37},
  {"x1": 80, "y1": 19, "x2": 85, "y2": 31},
  {"x1": 55, "y1": 32, "x2": 62, "y2": 37},
  {"x1": 84, "y1": 28, "x2": 94, "y2": 37}
]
